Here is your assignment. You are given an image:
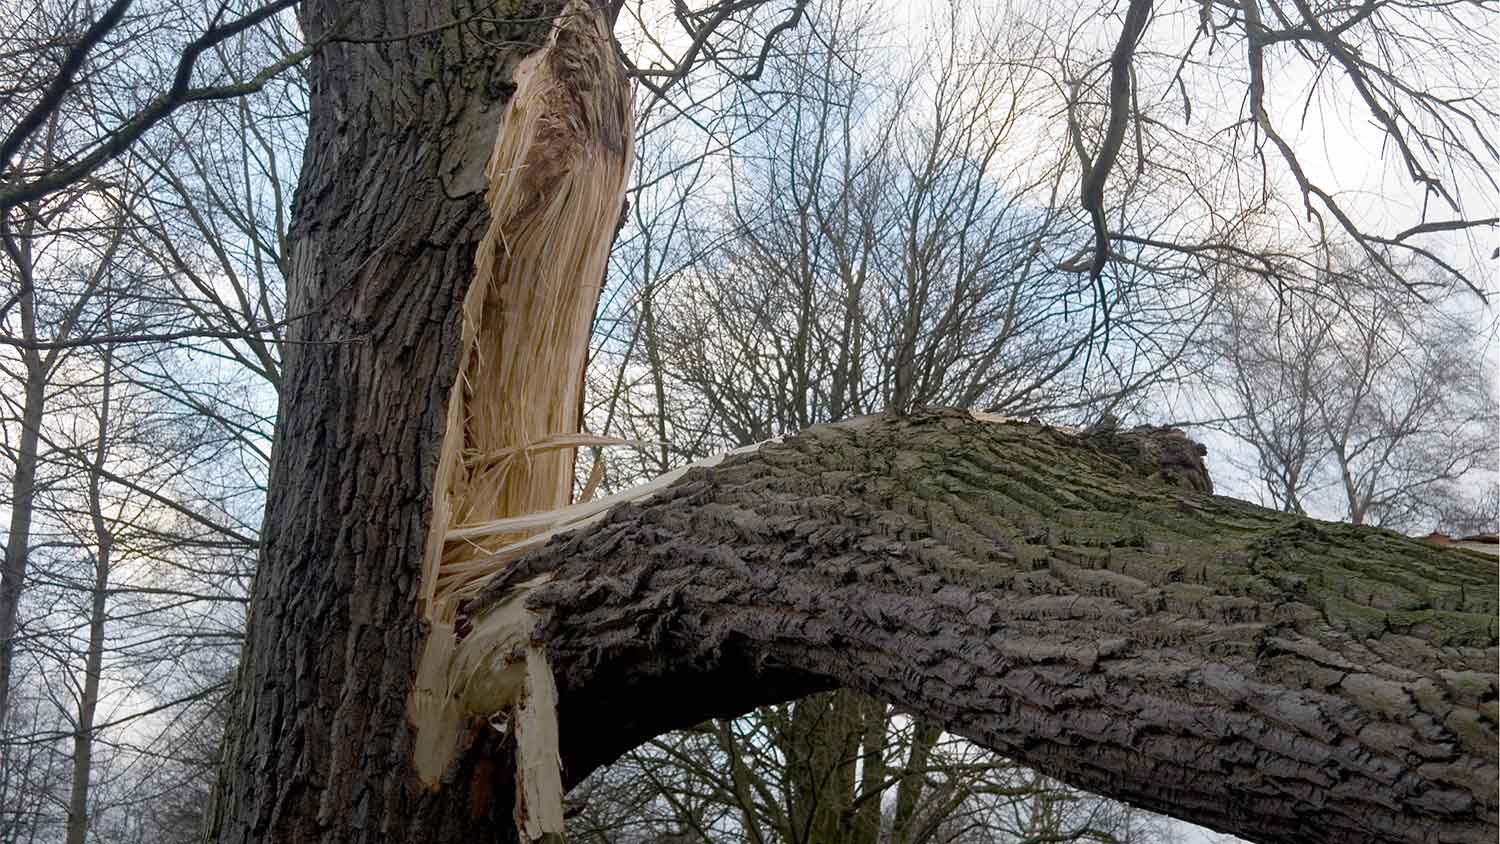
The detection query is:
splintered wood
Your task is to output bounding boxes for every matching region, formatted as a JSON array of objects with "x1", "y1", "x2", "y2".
[
  {"x1": 423, "y1": 0, "x2": 633, "y2": 615},
  {"x1": 409, "y1": 1, "x2": 632, "y2": 836}
]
